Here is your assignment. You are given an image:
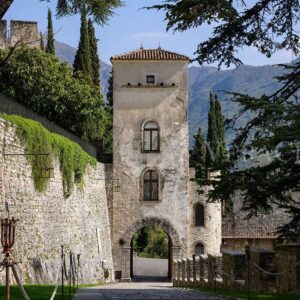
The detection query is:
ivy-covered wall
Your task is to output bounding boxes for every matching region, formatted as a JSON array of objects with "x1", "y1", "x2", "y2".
[{"x1": 0, "y1": 117, "x2": 113, "y2": 284}]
